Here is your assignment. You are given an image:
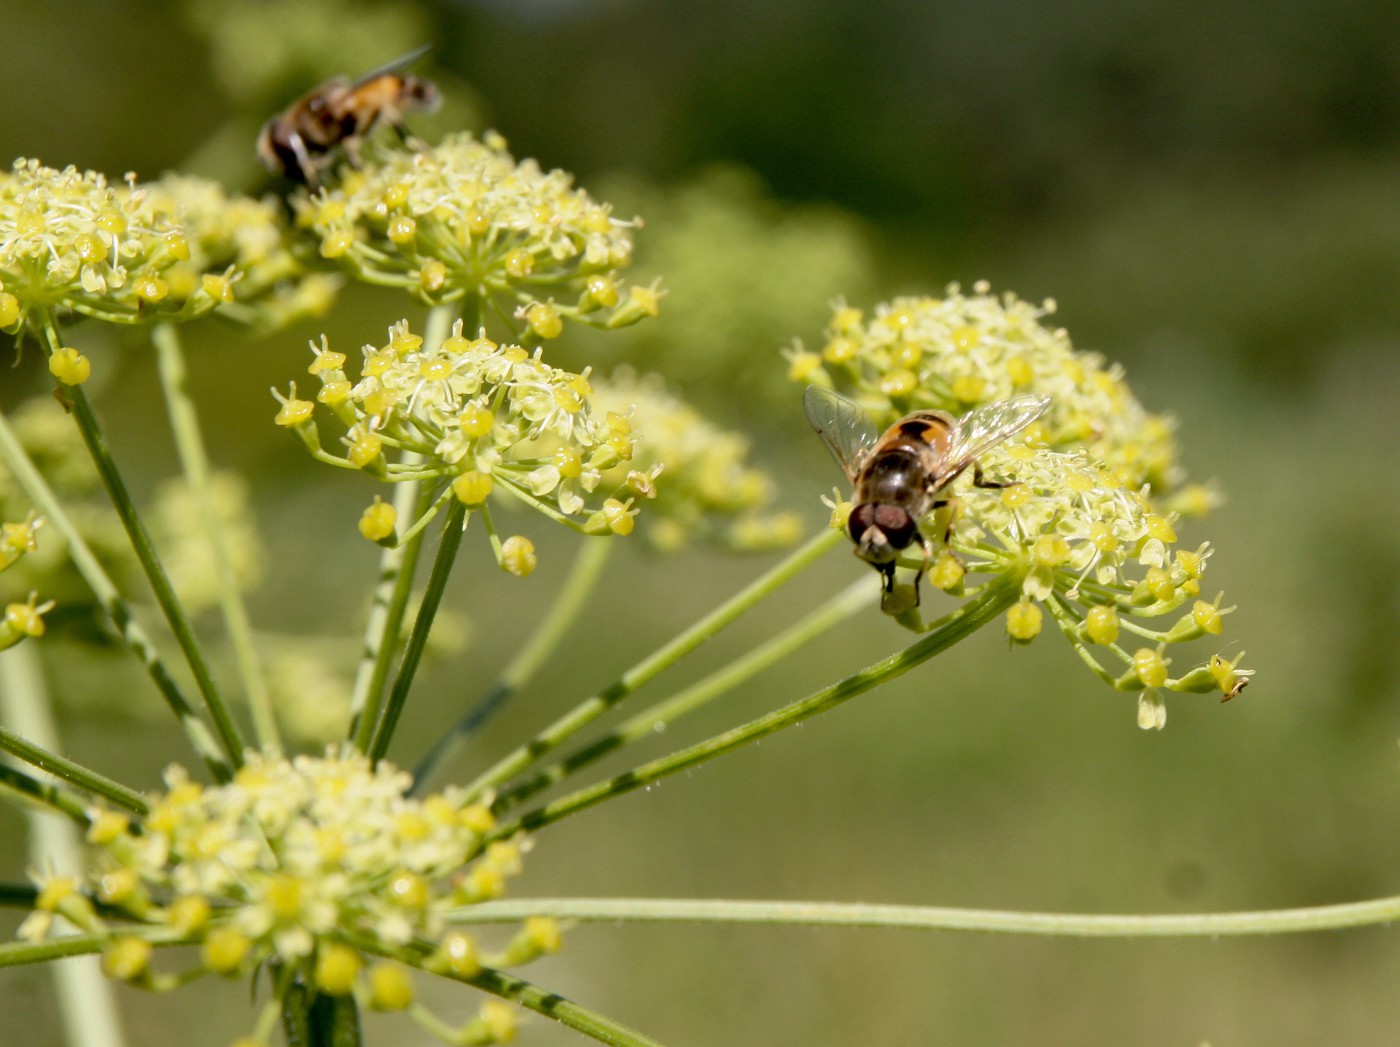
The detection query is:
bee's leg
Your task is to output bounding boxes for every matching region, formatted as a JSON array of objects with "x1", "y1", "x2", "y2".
[
  {"x1": 970, "y1": 463, "x2": 1016, "y2": 490},
  {"x1": 912, "y1": 532, "x2": 930, "y2": 596},
  {"x1": 288, "y1": 133, "x2": 321, "y2": 188},
  {"x1": 878, "y1": 560, "x2": 897, "y2": 594}
]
